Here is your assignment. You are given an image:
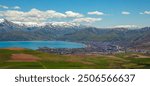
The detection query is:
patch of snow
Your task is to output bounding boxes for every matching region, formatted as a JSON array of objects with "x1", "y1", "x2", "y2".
[{"x1": 0, "y1": 19, "x2": 5, "y2": 23}]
